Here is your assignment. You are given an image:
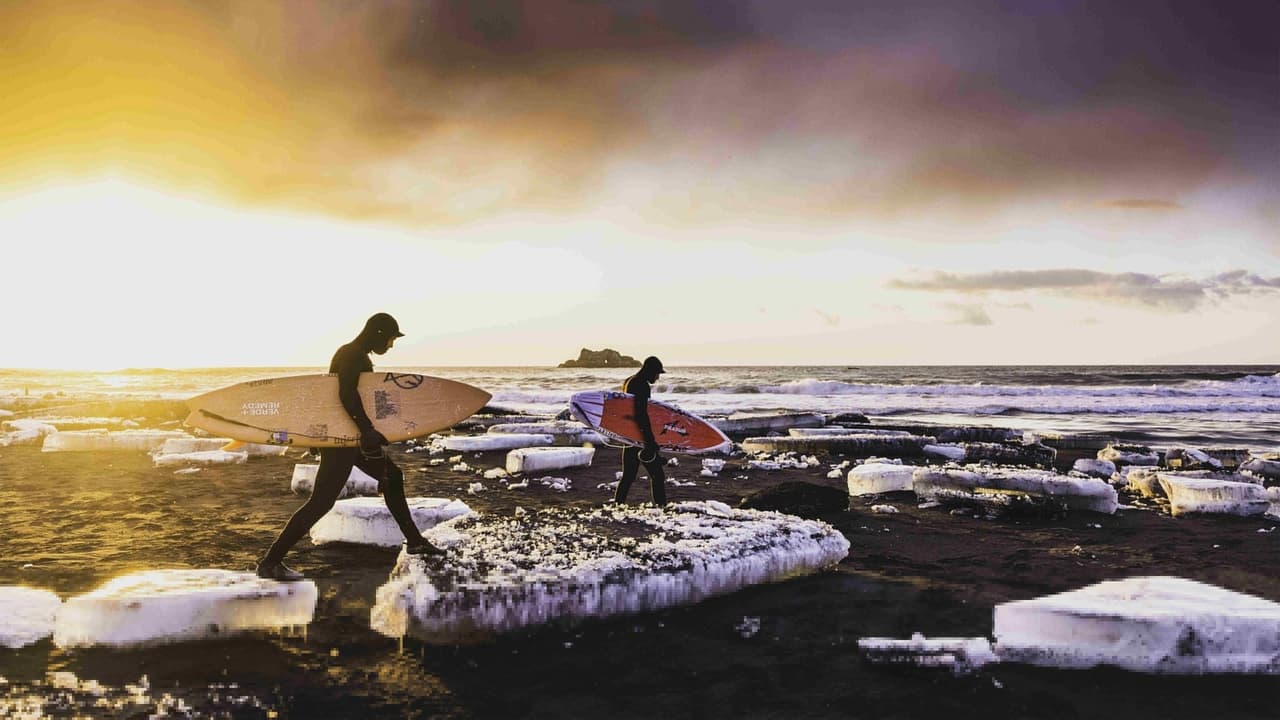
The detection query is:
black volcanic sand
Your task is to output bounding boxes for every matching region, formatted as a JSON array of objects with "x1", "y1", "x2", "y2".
[{"x1": 3, "y1": 439, "x2": 1280, "y2": 719}]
